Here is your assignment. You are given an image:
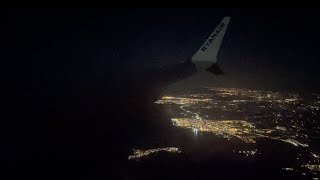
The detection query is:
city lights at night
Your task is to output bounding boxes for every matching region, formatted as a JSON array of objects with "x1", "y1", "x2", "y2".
[
  {"x1": 128, "y1": 147, "x2": 182, "y2": 160},
  {"x1": 154, "y1": 87, "x2": 320, "y2": 177}
]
